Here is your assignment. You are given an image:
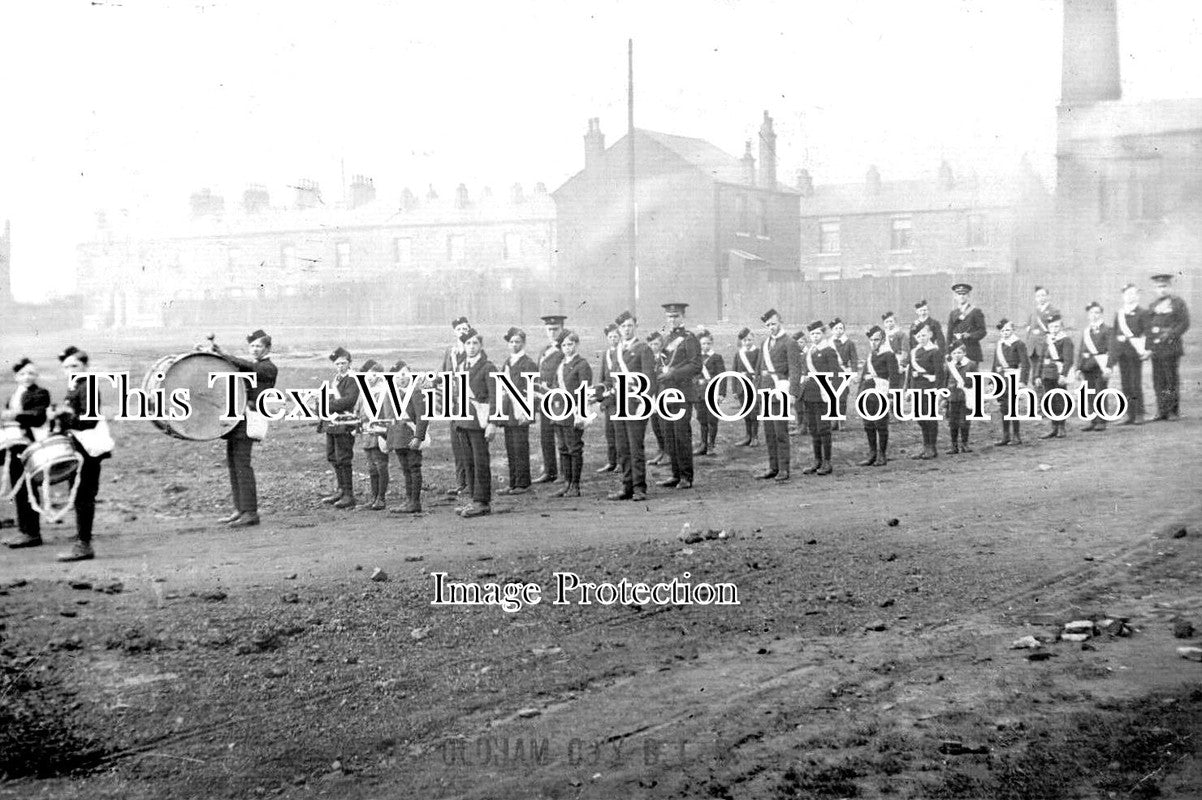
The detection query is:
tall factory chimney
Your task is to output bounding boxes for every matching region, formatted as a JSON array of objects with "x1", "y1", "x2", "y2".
[{"x1": 1061, "y1": 0, "x2": 1121, "y2": 105}]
